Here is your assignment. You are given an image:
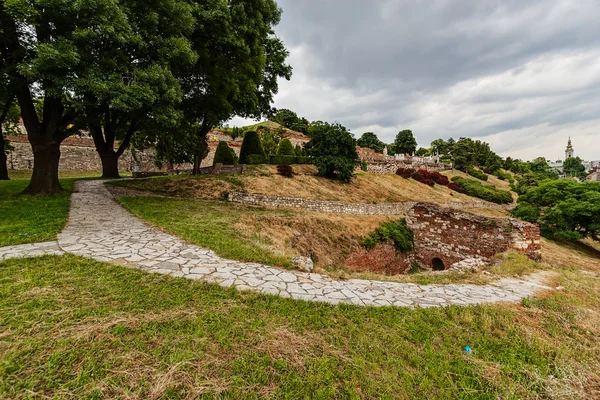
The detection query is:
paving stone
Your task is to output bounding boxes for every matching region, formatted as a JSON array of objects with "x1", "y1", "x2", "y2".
[{"x1": 0, "y1": 180, "x2": 554, "y2": 309}]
